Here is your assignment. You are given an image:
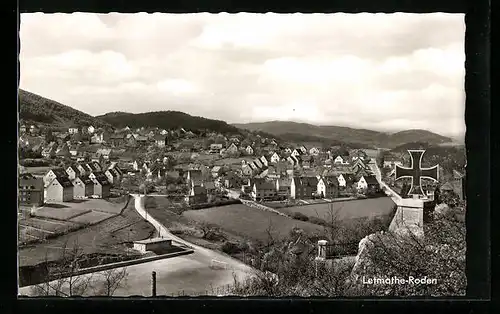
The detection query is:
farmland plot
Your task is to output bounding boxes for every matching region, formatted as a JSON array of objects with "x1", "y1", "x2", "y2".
[
  {"x1": 69, "y1": 211, "x2": 115, "y2": 224},
  {"x1": 183, "y1": 204, "x2": 324, "y2": 242},
  {"x1": 34, "y1": 206, "x2": 91, "y2": 221},
  {"x1": 19, "y1": 217, "x2": 79, "y2": 233},
  {"x1": 19, "y1": 205, "x2": 156, "y2": 267},
  {"x1": 276, "y1": 197, "x2": 396, "y2": 221}
]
